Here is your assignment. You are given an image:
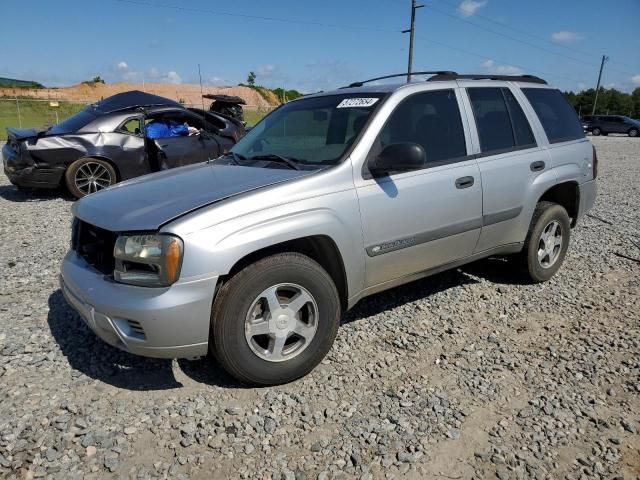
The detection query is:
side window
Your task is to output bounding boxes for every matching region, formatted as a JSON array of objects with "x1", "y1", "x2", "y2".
[
  {"x1": 521, "y1": 88, "x2": 584, "y2": 143},
  {"x1": 117, "y1": 117, "x2": 142, "y2": 136},
  {"x1": 373, "y1": 89, "x2": 467, "y2": 167},
  {"x1": 502, "y1": 89, "x2": 536, "y2": 147},
  {"x1": 468, "y1": 87, "x2": 516, "y2": 153}
]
